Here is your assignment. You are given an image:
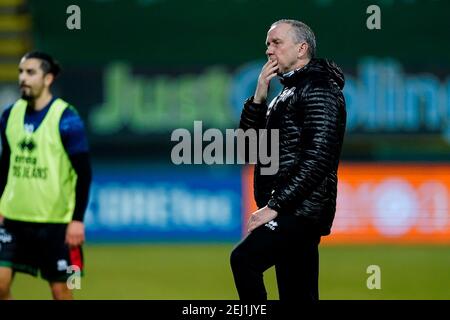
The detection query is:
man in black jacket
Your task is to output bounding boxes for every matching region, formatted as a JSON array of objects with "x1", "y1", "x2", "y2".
[{"x1": 230, "y1": 19, "x2": 346, "y2": 301}]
